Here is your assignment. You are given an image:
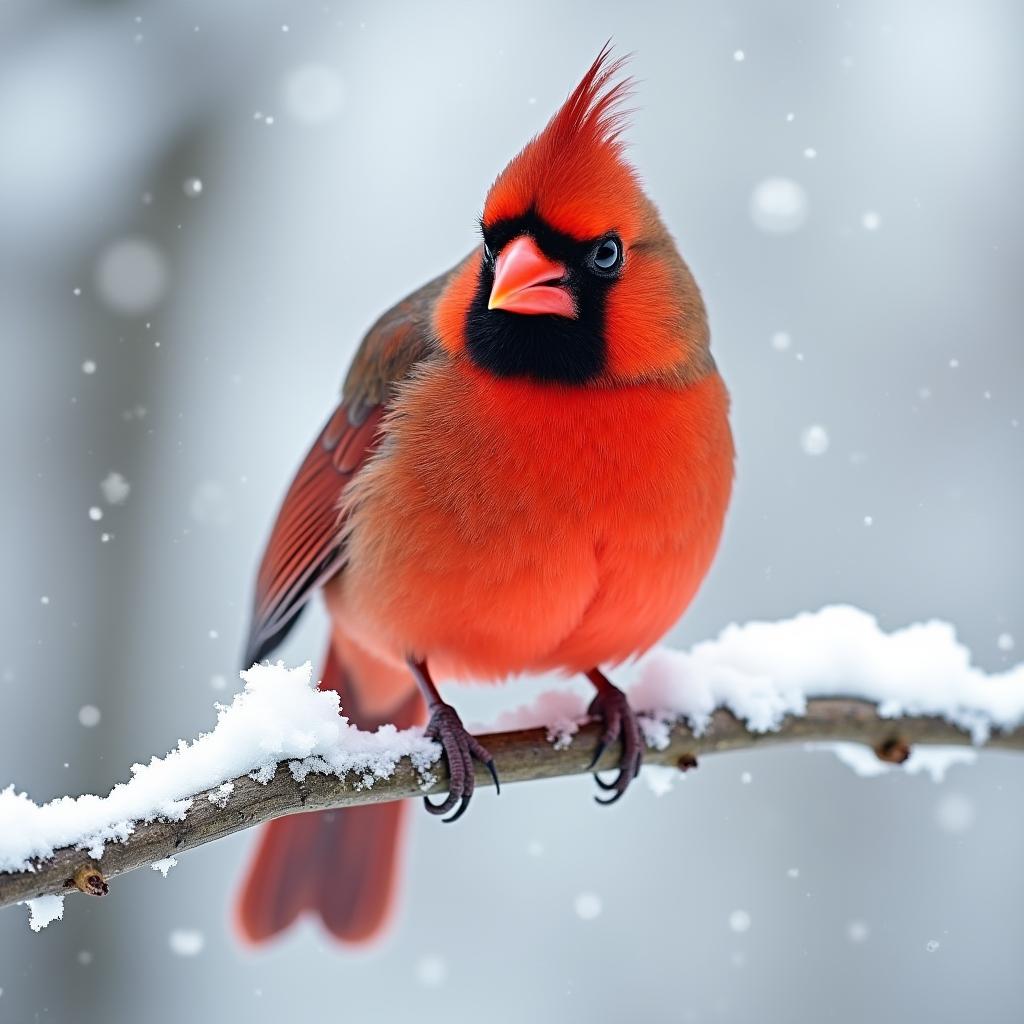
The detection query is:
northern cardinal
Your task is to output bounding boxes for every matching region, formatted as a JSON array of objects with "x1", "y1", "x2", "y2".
[{"x1": 236, "y1": 46, "x2": 734, "y2": 945}]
